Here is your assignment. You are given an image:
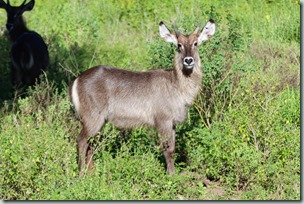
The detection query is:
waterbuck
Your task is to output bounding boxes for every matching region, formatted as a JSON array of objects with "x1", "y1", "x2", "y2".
[
  {"x1": 70, "y1": 19, "x2": 216, "y2": 175},
  {"x1": 0, "y1": 0, "x2": 49, "y2": 86}
]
